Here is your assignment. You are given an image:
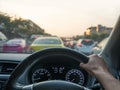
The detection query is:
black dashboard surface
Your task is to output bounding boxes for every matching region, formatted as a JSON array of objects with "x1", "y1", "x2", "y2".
[
  {"x1": 0, "y1": 53, "x2": 30, "y2": 90},
  {"x1": 0, "y1": 53, "x2": 30, "y2": 61}
]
